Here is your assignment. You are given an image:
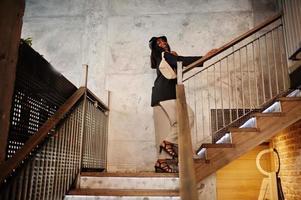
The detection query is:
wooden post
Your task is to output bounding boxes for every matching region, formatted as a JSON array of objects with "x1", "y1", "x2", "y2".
[
  {"x1": 0, "y1": 0, "x2": 25, "y2": 163},
  {"x1": 176, "y1": 84, "x2": 198, "y2": 200}
]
